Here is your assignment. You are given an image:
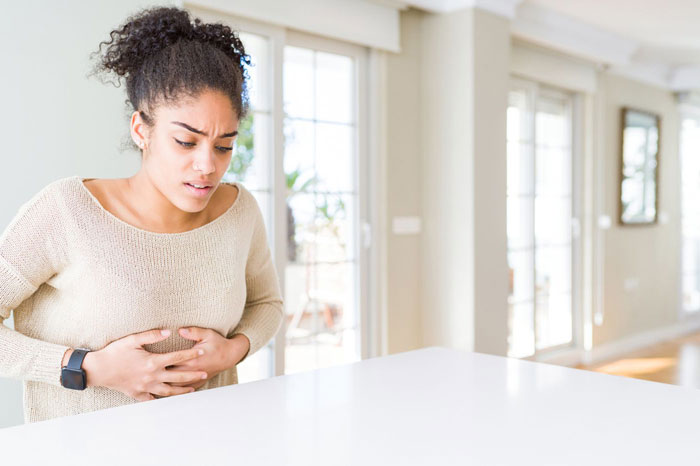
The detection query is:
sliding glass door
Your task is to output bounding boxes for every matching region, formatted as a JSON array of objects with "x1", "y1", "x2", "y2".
[{"x1": 507, "y1": 79, "x2": 579, "y2": 358}]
